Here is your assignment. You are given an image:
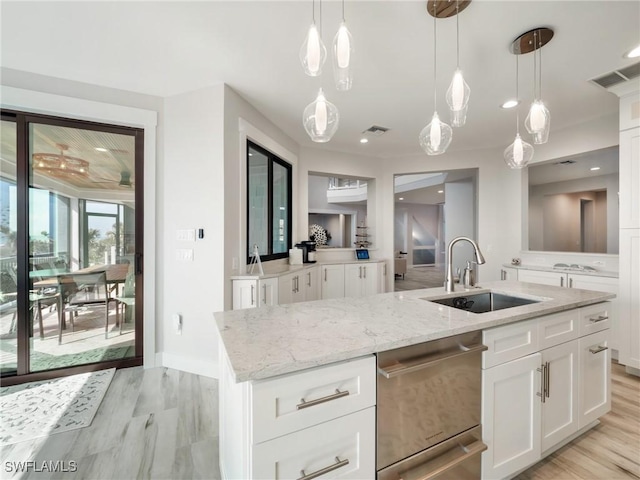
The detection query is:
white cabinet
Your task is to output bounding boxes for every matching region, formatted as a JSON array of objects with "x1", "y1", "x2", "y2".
[
  {"x1": 517, "y1": 269, "x2": 566, "y2": 287},
  {"x1": 540, "y1": 340, "x2": 579, "y2": 451},
  {"x1": 619, "y1": 127, "x2": 640, "y2": 229},
  {"x1": 321, "y1": 264, "x2": 345, "y2": 300},
  {"x1": 481, "y1": 303, "x2": 611, "y2": 480},
  {"x1": 482, "y1": 352, "x2": 542, "y2": 480},
  {"x1": 219, "y1": 353, "x2": 376, "y2": 480},
  {"x1": 301, "y1": 267, "x2": 319, "y2": 302},
  {"x1": 278, "y1": 271, "x2": 306, "y2": 305},
  {"x1": 232, "y1": 277, "x2": 278, "y2": 310},
  {"x1": 619, "y1": 229, "x2": 640, "y2": 370},
  {"x1": 500, "y1": 267, "x2": 517, "y2": 281},
  {"x1": 578, "y1": 329, "x2": 611, "y2": 428},
  {"x1": 344, "y1": 263, "x2": 378, "y2": 298},
  {"x1": 378, "y1": 261, "x2": 388, "y2": 293}
]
